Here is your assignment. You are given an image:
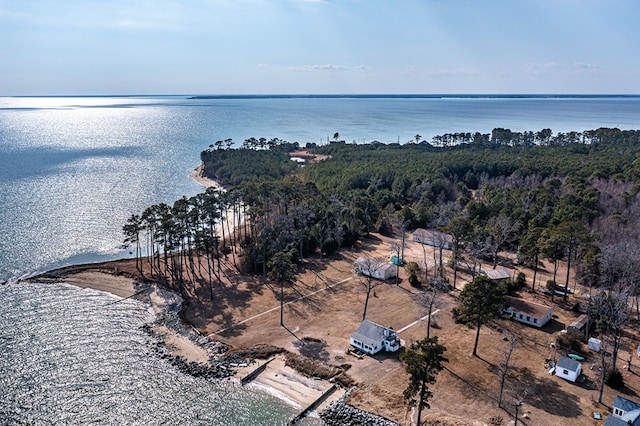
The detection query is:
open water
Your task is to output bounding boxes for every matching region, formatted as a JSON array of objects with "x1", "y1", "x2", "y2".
[{"x1": 1, "y1": 94, "x2": 640, "y2": 424}]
